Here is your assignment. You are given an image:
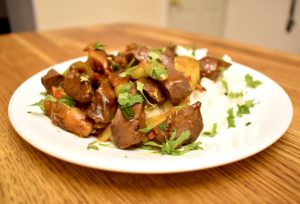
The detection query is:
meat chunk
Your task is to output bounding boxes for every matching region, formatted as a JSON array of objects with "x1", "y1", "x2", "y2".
[
  {"x1": 41, "y1": 69, "x2": 64, "y2": 93},
  {"x1": 63, "y1": 68, "x2": 93, "y2": 103},
  {"x1": 86, "y1": 49, "x2": 108, "y2": 72},
  {"x1": 159, "y1": 50, "x2": 191, "y2": 105},
  {"x1": 111, "y1": 103, "x2": 147, "y2": 149},
  {"x1": 138, "y1": 78, "x2": 164, "y2": 103},
  {"x1": 86, "y1": 77, "x2": 117, "y2": 124},
  {"x1": 160, "y1": 69, "x2": 192, "y2": 105},
  {"x1": 45, "y1": 101, "x2": 92, "y2": 137},
  {"x1": 199, "y1": 56, "x2": 231, "y2": 81},
  {"x1": 133, "y1": 46, "x2": 149, "y2": 62},
  {"x1": 148, "y1": 102, "x2": 203, "y2": 146}
]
